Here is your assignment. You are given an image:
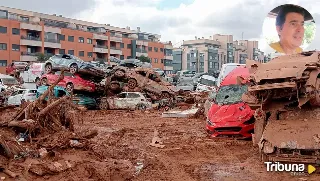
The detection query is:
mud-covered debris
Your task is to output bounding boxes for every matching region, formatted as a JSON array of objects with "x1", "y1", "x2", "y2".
[
  {"x1": 29, "y1": 160, "x2": 75, "y2": 176},
  {"x1": 0, "y1": 135, "x2": 25, "y2": 159},
  {"x1": 150, "y1": 129, "x2": 165, "y2": 148}
]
